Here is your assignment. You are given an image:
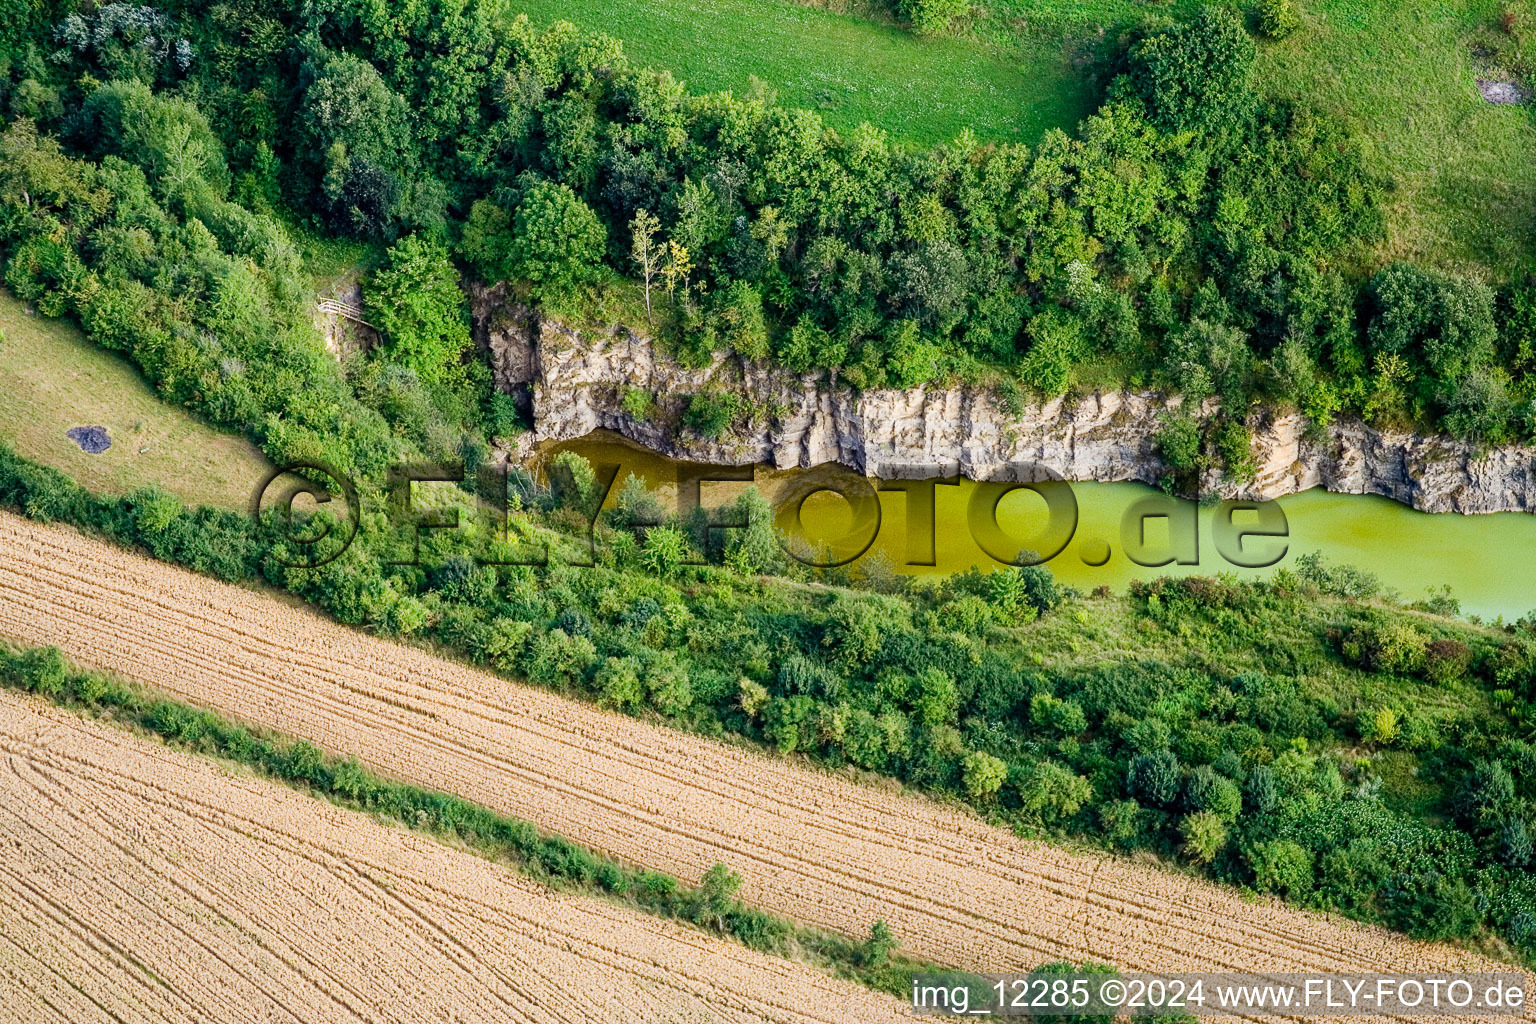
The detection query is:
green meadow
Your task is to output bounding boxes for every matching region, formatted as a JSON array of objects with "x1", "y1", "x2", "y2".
[{"x1": 509, "y1": 0, "x2": 1536, "y2": 276}]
